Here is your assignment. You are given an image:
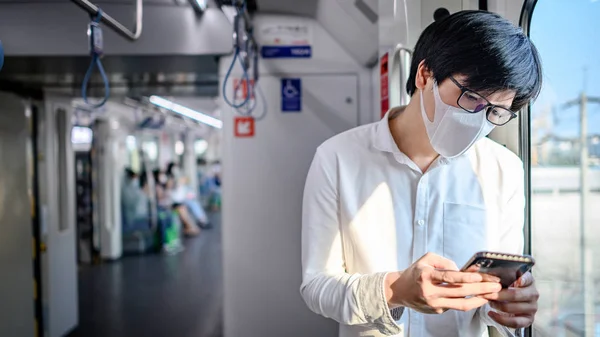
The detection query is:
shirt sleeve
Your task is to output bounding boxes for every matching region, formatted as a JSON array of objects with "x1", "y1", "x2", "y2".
[
  {"x1": 478, "y1": 163, "x2": 526, "y2": 336},
  {"x1": 300, "y1": 147, "x2": 403, "y2": 336}
]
